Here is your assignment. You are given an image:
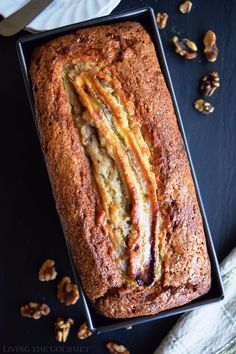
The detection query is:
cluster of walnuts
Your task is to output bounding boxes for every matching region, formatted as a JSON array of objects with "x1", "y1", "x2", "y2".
[
  {"x1": 20, "y1": 259, "x2": 82, "y2": 341},
  {"x1": 20, "y1": 259, "x2": 129, "y2": 353},
  {"x1": 156, "y1": 1, "x2": 220, "y2": 115}
]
